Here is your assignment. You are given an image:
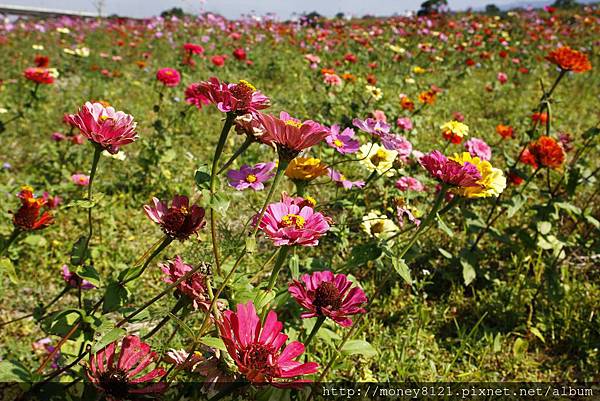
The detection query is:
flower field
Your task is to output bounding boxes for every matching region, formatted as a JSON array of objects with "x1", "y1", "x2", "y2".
[{"x1": 0, "y1": 5, "x2": 599, "y2": 399}]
